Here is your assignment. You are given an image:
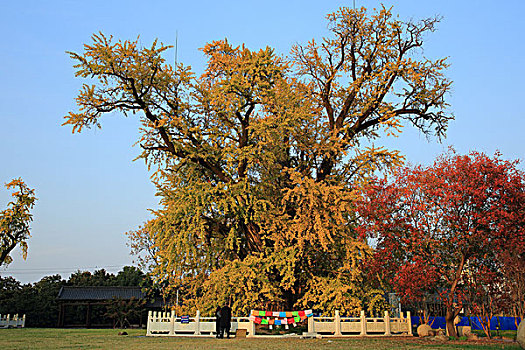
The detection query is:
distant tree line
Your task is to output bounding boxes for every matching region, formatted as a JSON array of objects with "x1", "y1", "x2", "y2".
[{"x1": 0, "y1": 266, "x2": 150, "y2": 327}]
